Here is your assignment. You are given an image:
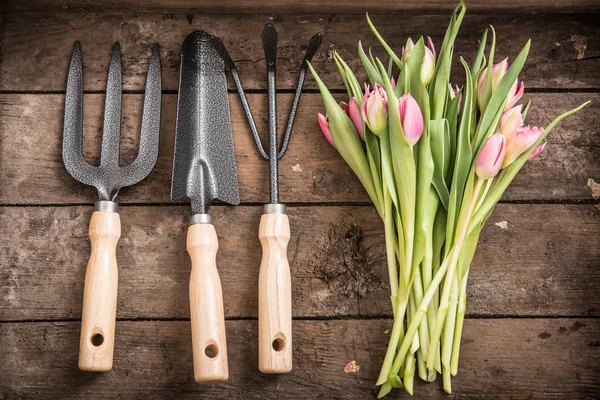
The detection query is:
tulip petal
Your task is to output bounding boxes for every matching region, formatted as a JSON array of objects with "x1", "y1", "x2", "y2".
[
  {"x1": 529, "y1": 142, "x2": 546, "y2": 159},
  {"x1": 398, "y1": 93, "x2": 424, "y2": 146},
  {"x1": 476, "y1": 133, "x2": 506, "y2": 180},
  {"x1": 318, "y1": 112, "x2": 336, "y2": 148},
  {"x1": 348, "y1": 97, "x2": 365, "y2": 139}
]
